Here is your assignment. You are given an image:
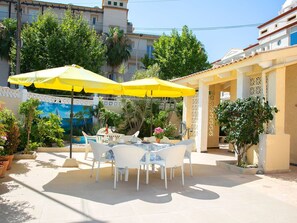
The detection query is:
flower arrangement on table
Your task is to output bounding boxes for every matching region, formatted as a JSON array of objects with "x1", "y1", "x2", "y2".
[{"x1": 153, "y1": 127, "x2": 164, "y2": 143}]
